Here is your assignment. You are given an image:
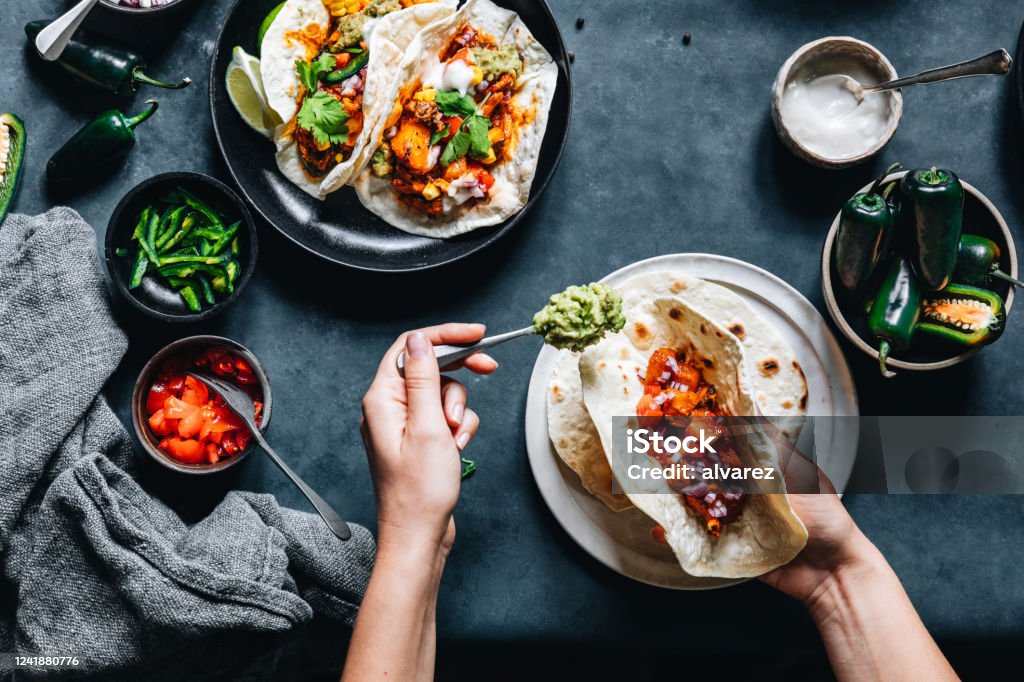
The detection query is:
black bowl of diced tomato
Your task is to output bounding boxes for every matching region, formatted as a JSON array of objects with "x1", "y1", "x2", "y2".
[{"x1": 132, "y1": 335, "x2": 272, "y2": 474}]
